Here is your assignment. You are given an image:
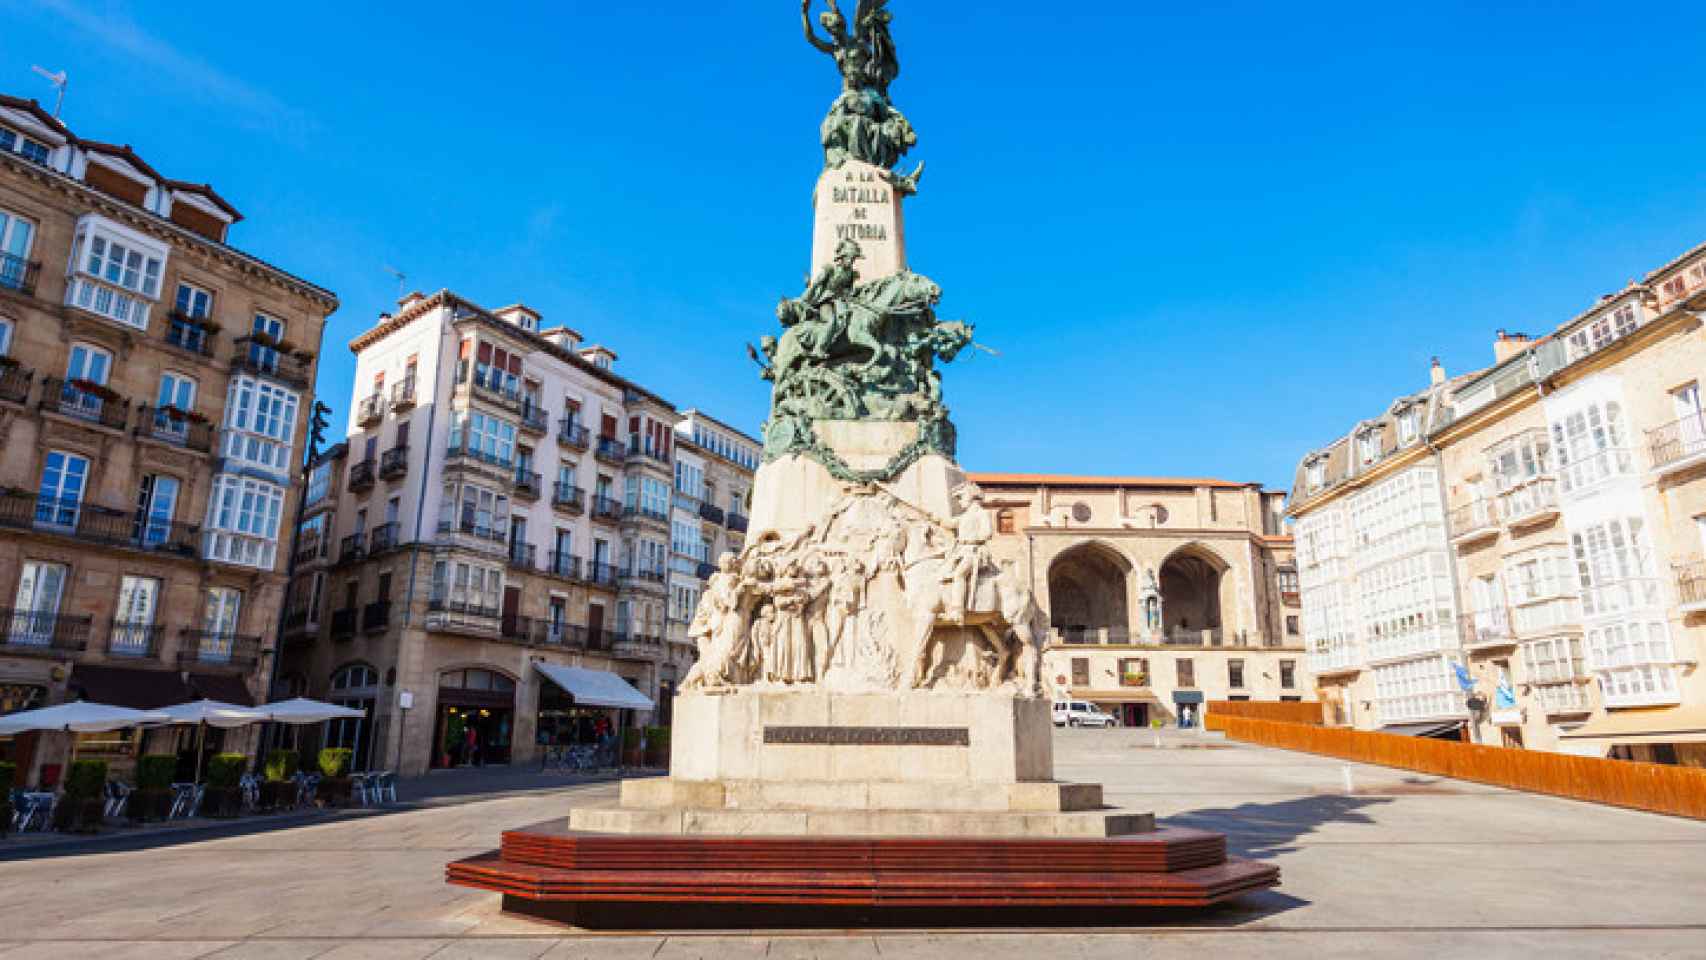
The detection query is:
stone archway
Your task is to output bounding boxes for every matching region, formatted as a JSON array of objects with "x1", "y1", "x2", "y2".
[
  {"x1": 1047, "y1": 542, "x2": 1132, "y2": 644},
  {"x1": 1160, "y1": 544, "x2": 1227, "y2": 642}
]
